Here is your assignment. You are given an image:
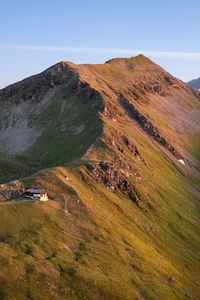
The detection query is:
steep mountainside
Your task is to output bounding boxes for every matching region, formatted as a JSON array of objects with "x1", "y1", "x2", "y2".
[
  {"x1": 0, "y1": 55, "x2": 200, "y2": 300},
  {"x1": 187, "y1": 77, "x2": 200, "y2": 90}
]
